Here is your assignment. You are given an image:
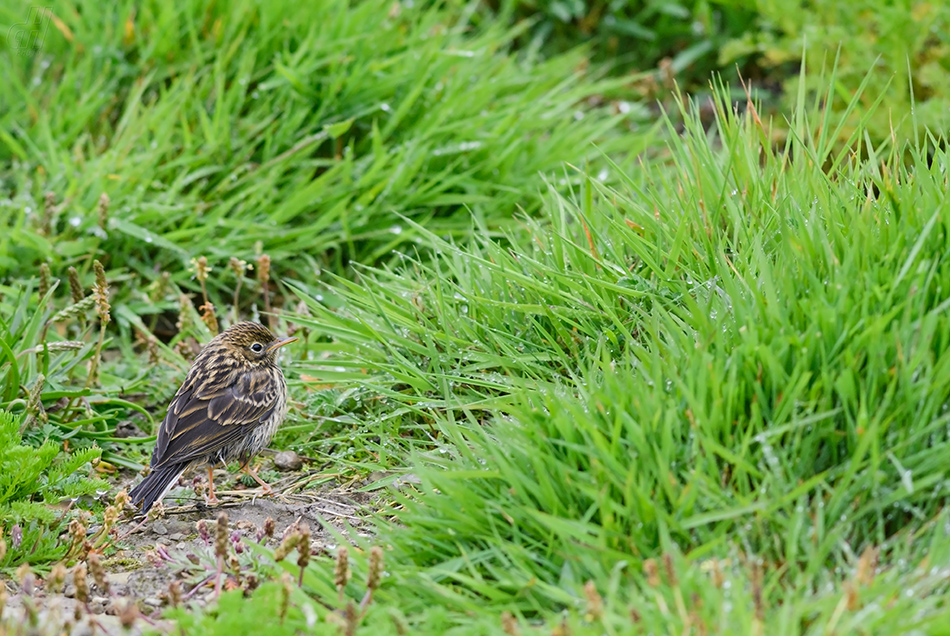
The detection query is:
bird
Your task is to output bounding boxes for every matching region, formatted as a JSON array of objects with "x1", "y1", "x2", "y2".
[{"x1": 129, "y1": 321, "x2": 297, "y2": 514}]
